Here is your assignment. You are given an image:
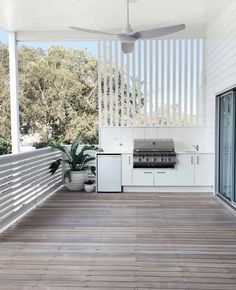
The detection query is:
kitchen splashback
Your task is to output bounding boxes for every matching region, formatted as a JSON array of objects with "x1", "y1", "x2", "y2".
[{"x1": 100, "y1": 127, "x2": 207, "y2": 153}]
